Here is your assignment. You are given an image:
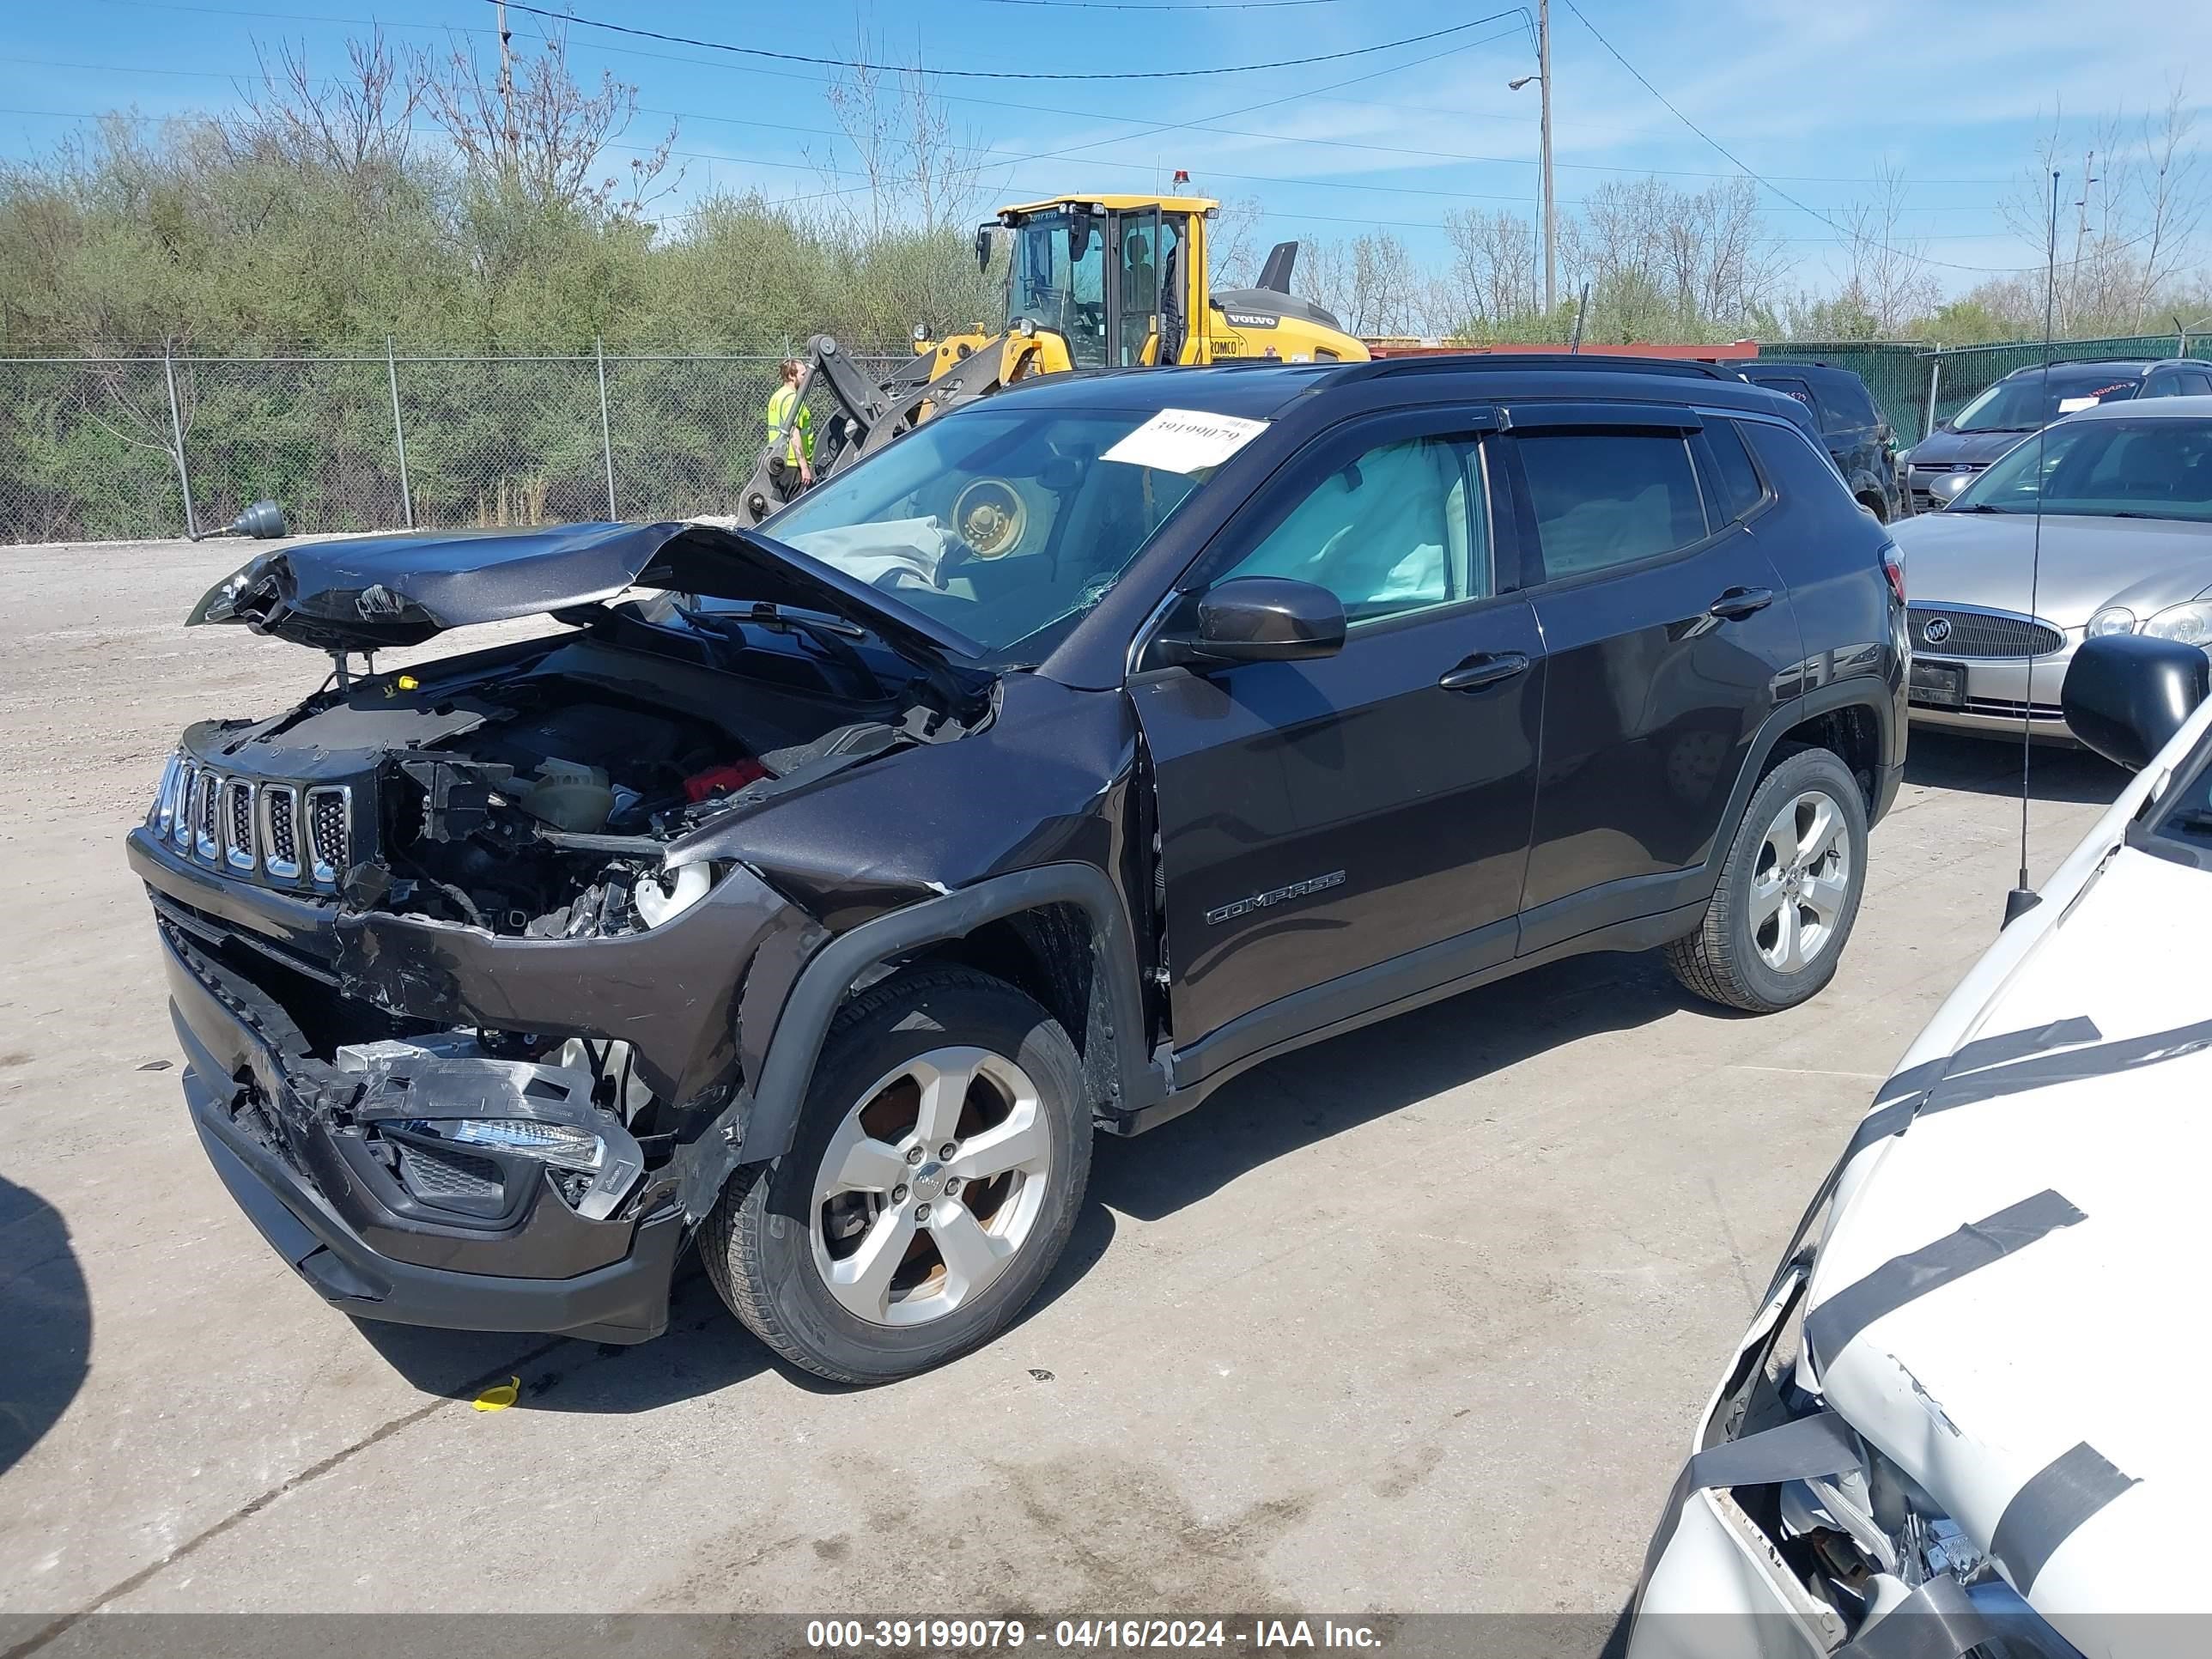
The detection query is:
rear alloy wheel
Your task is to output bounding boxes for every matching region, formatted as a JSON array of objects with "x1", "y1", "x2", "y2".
[
  {"x1": 703, "y1": 968, "x2": 1091, "y2": 1383},
  {"x1": 1665, "y1": 745, "x2": 1868, "y2": 1013}
]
